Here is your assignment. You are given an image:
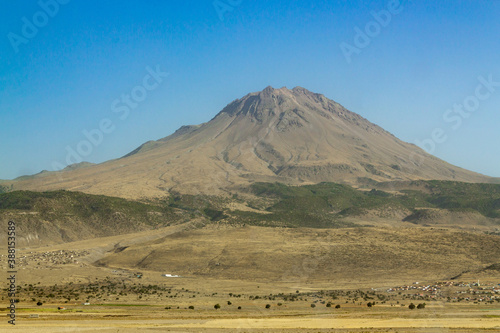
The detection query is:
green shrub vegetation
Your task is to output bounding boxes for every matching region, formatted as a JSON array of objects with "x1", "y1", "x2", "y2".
[
  {"x1": 0, "y1": 190, "x2": 181, "y2": 238},
  {"x1": 2, "y1": 179, "x2": 499, "y2": 233},
  {"x1": 234, "y1": 181, "x2": 500, "y2": 227}
]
